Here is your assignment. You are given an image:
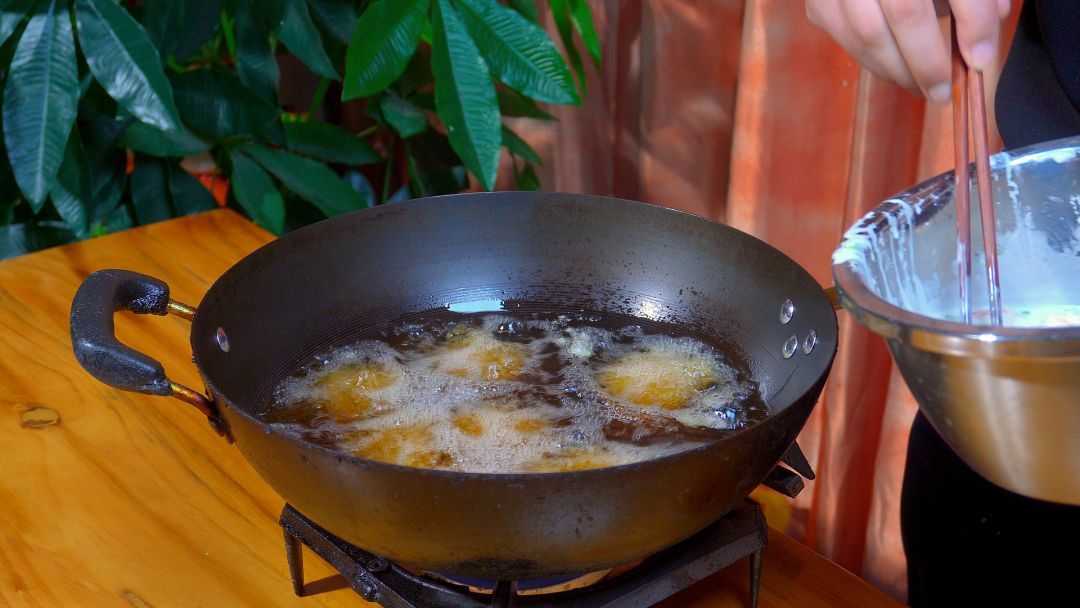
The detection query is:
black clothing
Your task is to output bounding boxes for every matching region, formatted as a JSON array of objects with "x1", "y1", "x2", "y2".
[
  {"x1": 901, "y1": 413, "x2": 1080, "y2": 606},
  {"x1": 995, "y1": 0, "x2": 1080, "y2": 149}
]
